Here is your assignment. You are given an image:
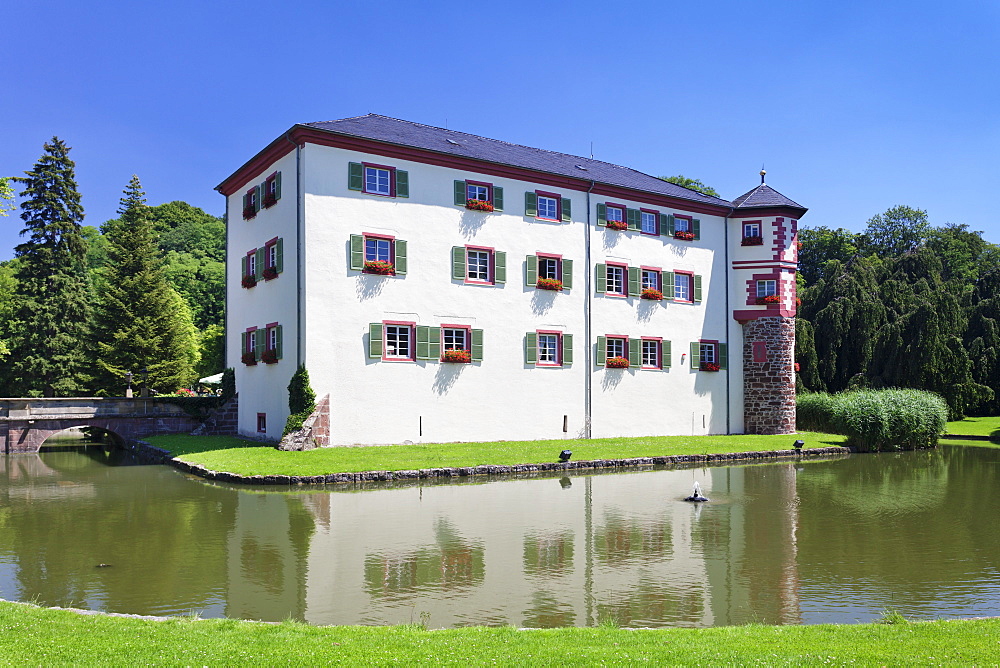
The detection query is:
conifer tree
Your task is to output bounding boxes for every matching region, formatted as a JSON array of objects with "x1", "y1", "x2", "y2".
[
  {"x1": 965, "y1": 268, "x2": 1000, "y2": 415},
  {"x1": 91, "y1": 176, "x2": 199, "y2": 395},
  {"x1": 4, "y1": 138, "x2": 92, "y2": 396}
]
